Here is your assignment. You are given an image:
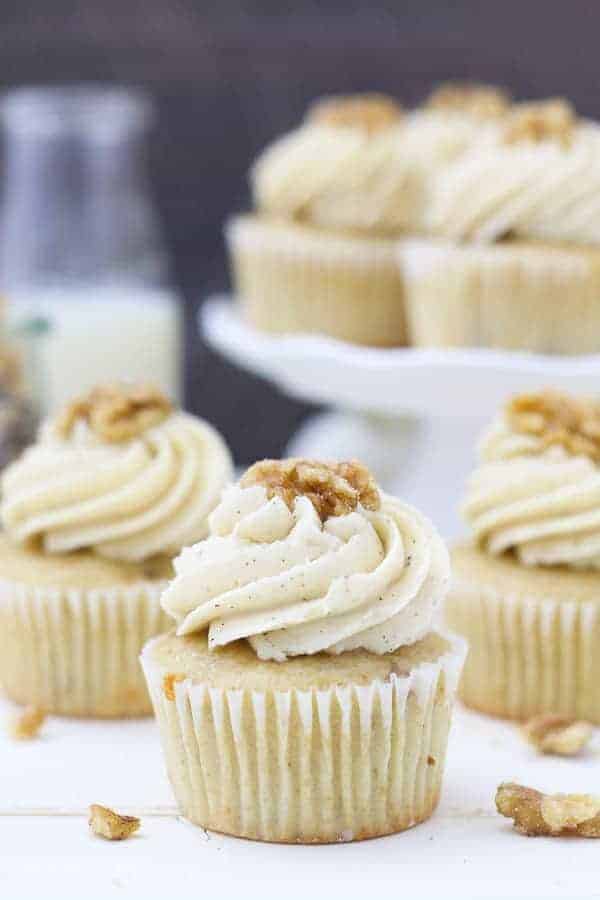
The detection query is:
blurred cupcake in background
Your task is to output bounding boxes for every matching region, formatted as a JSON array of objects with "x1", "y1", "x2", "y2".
[
  {"x1": 400, "y1": 98, "x2": 600, "y2": 353},
  {"x1": 446, "y1": 389, "x2": 600, "y2": 721},
  {"x1": 0, "y1": 383, "x2": 233, "y2": 717},
  {"x1": 142, "y1": 457, "x2": 466, "y2": 843}
]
